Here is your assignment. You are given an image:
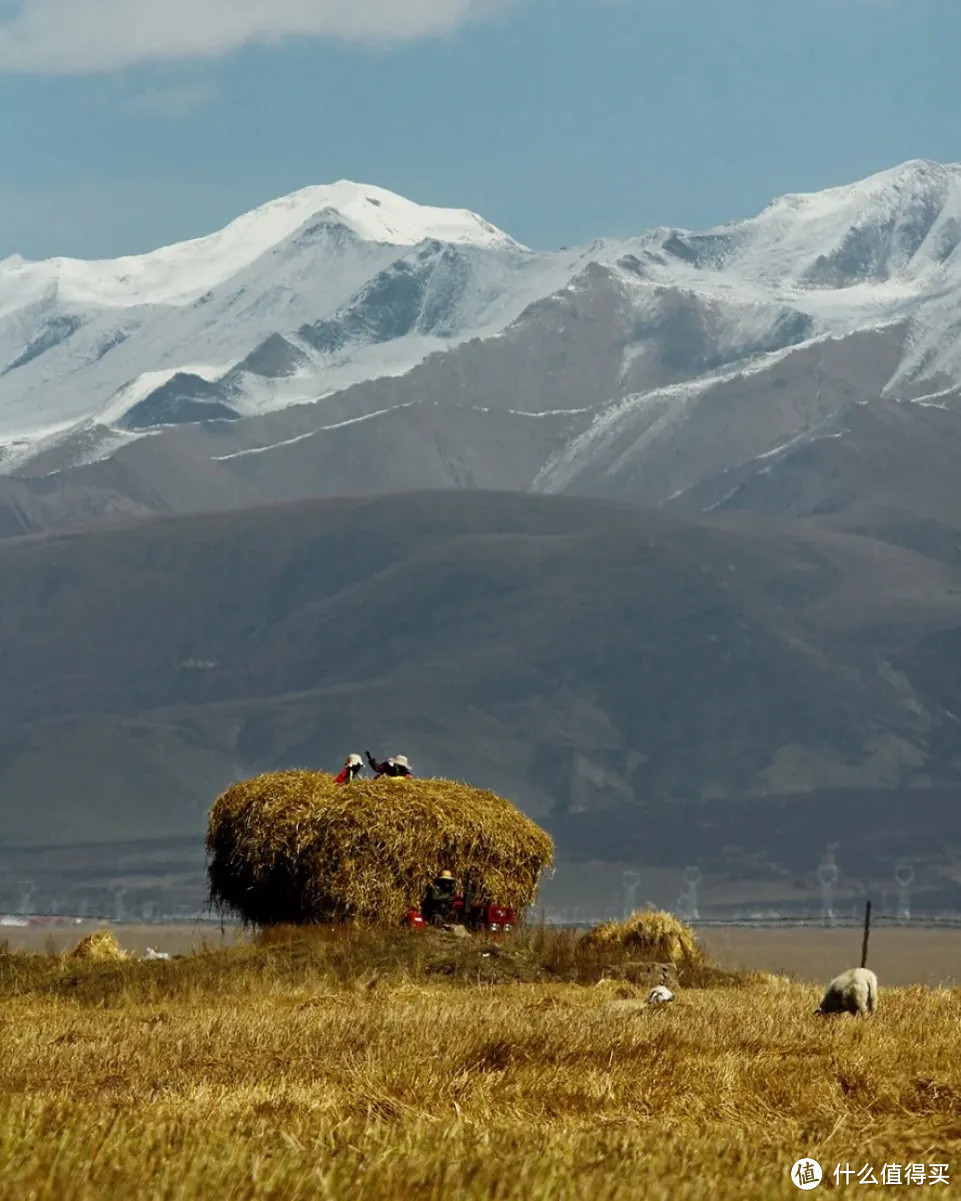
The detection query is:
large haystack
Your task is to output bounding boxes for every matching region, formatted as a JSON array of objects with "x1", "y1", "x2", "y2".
[
  {"x1": 66, "y1": 930, "x2": 127, "y2": 962},
  {"x1": 206, "y1": 770, "x2": 554, "y2": 927},
  {"x1": 582, "y1": 909, "x2": 703, "y2": 965}
]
